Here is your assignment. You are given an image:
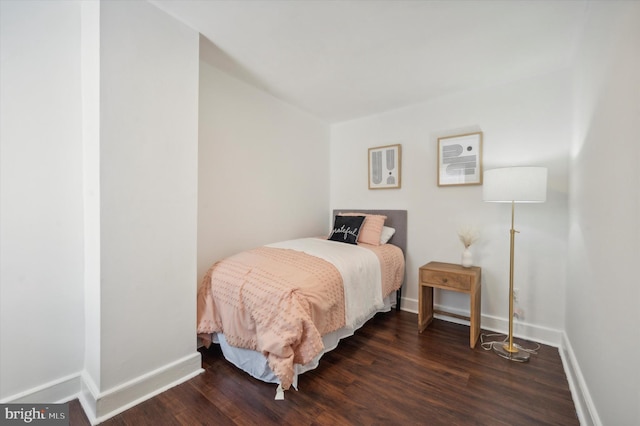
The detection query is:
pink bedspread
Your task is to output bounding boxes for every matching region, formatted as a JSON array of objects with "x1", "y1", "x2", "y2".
[{"x1": 197, "y1": 239, "x2": 404, "y2": 390}]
